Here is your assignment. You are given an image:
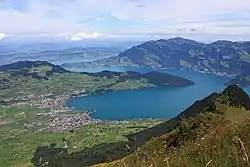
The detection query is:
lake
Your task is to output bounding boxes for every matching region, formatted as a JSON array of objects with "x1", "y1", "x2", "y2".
[{"x1": 67, "y1": 67, "x2": 250, "y2": 120}]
